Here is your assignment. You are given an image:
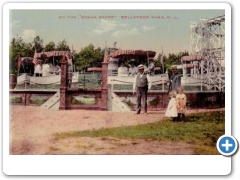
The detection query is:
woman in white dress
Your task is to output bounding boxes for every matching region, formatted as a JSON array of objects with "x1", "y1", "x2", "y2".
[{"x1": 165, "y1": 91, "x2": 178, "y2": 122}]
